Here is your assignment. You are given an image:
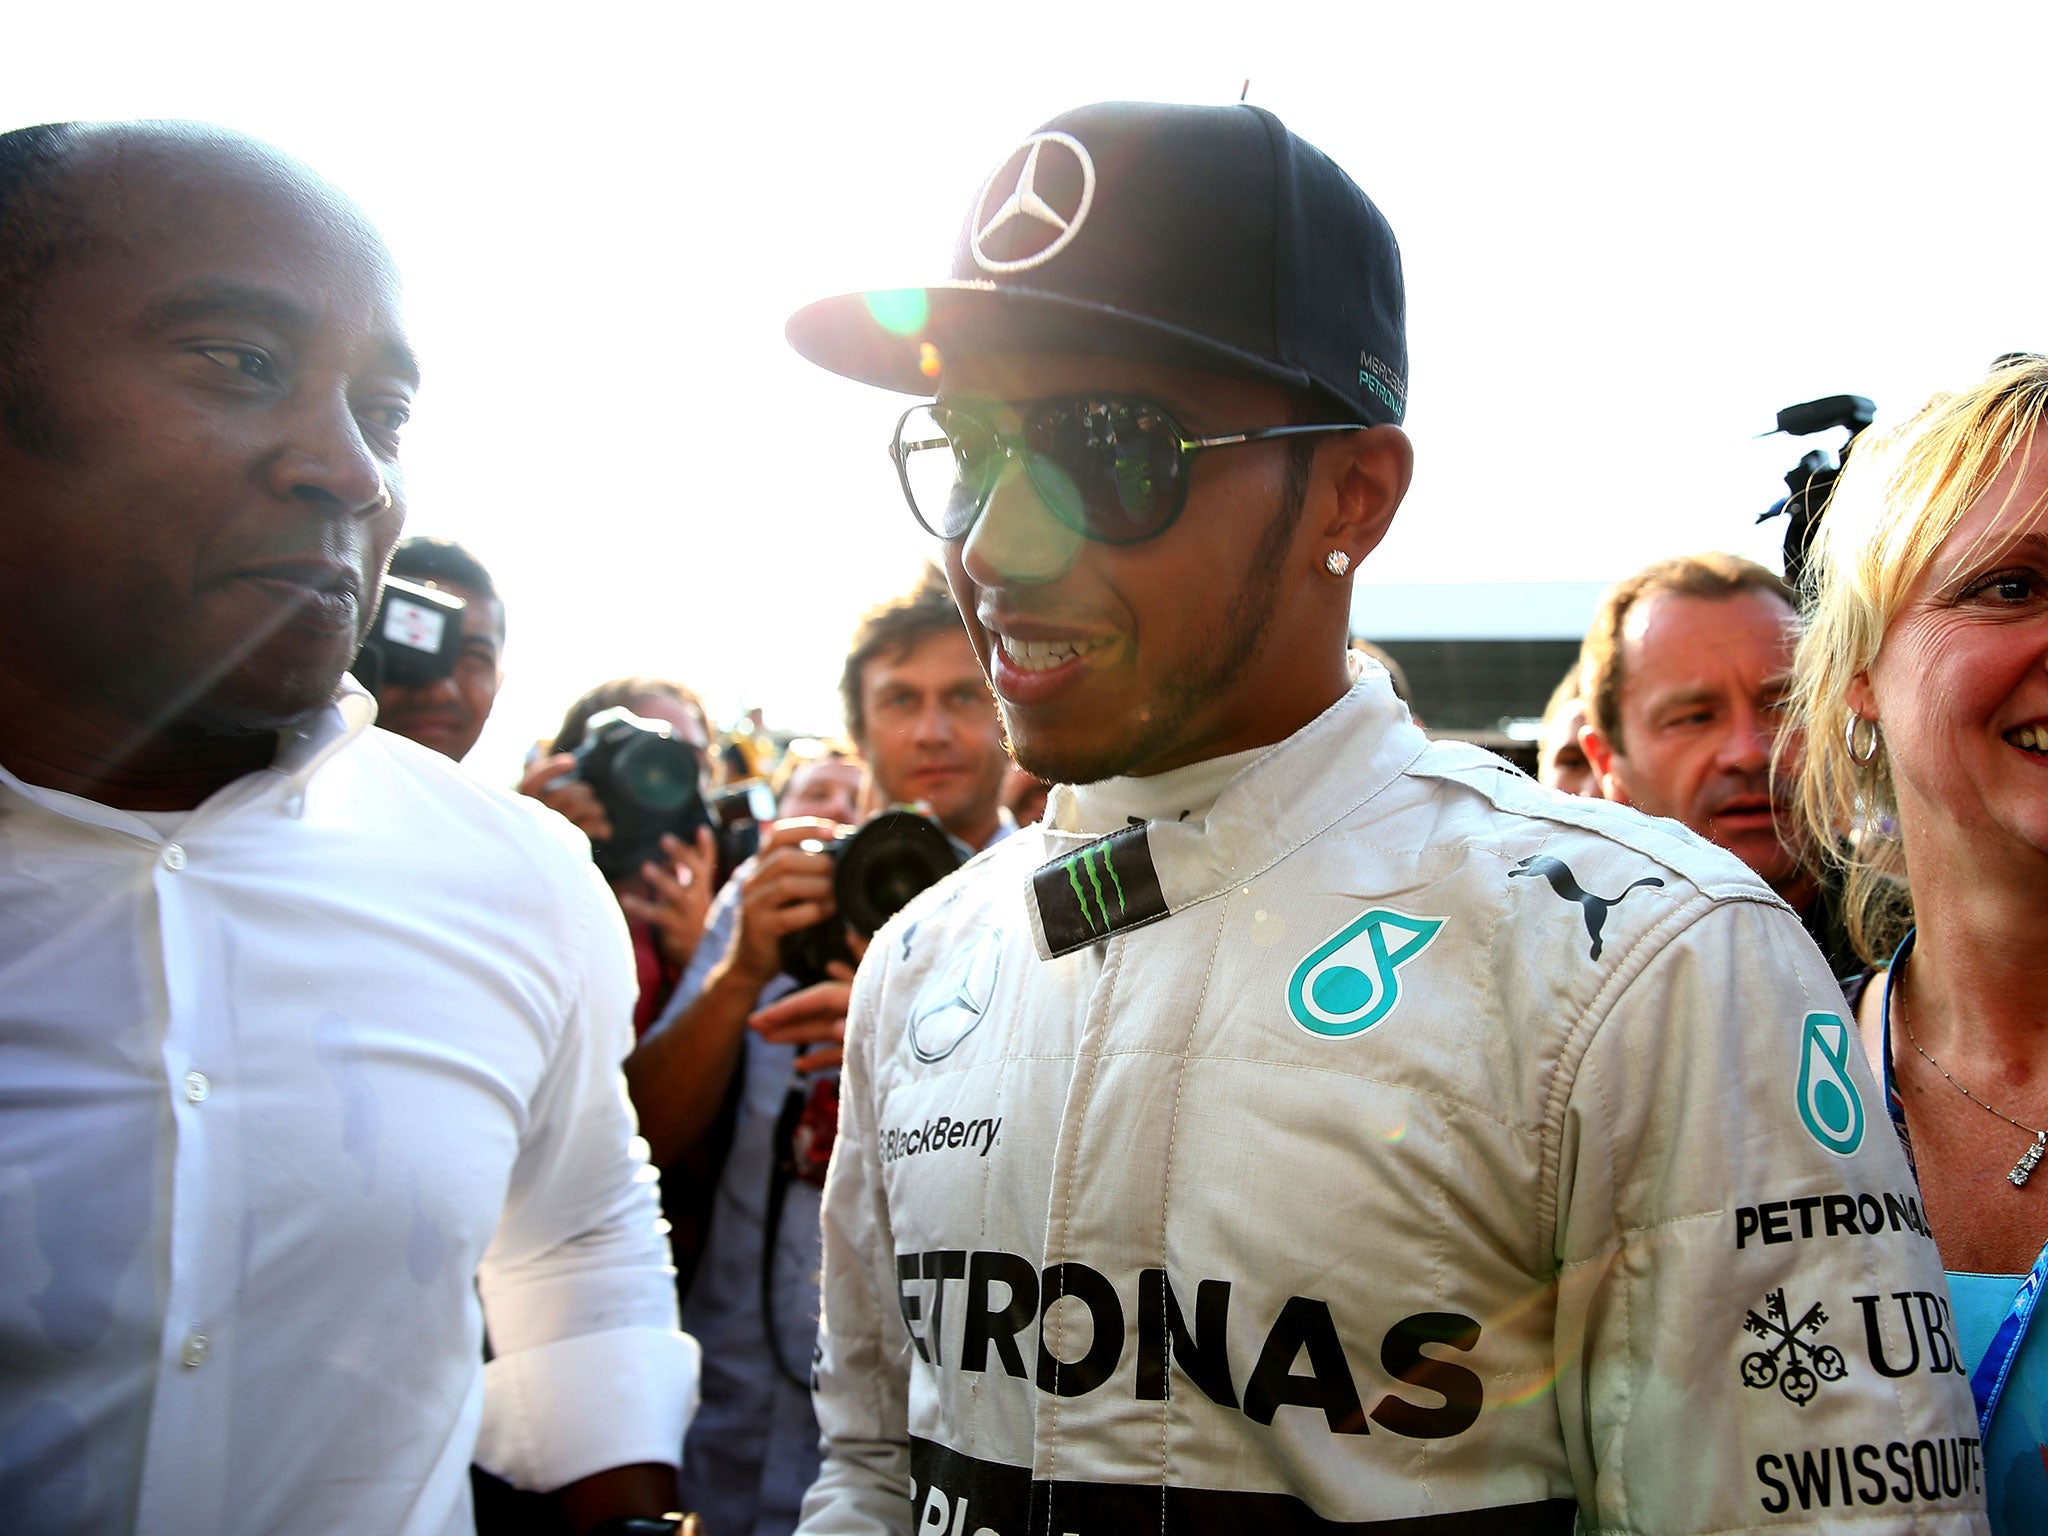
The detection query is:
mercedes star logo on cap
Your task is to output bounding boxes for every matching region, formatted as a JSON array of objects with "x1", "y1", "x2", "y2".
[{"x1": 970, "y1": 131, "x2": 1095, "y2": 274}]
